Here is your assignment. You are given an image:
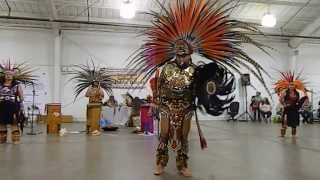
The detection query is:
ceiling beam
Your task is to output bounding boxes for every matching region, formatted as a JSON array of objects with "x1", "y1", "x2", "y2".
[
  {"x1": 280, "y1": 0, "x2": 312, "y2": 30},
  {"x1": 1, "y1": 15, "x2": 320, "y2": 41},
  {"x1": 239, "y1": 0, "x2": 320, "y2": 7},
  {"x1": 0, "y1": 15, "x2": 151, "y2": 29},
  {"x1": 48, "y1": 0, "x2": 58, "y2": 20},
  {"x1": 6, "y1": 0, "x2": 320, "y2": 8},
  {"x1": 55, "y1": 0, "x2": 102, "y2": 13},
  {"x1": 4, "y1": 0, "x2": 42, "y2": 4},
  {"x1": 231, "y1": 16, "x2": 313, "y2": 24},
  {"x1": 289, "y1": 16, "x2": 320, "y2": 48},
  {"x1": 4, "y1": 0, "x2": 11, "y2": 16}
]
